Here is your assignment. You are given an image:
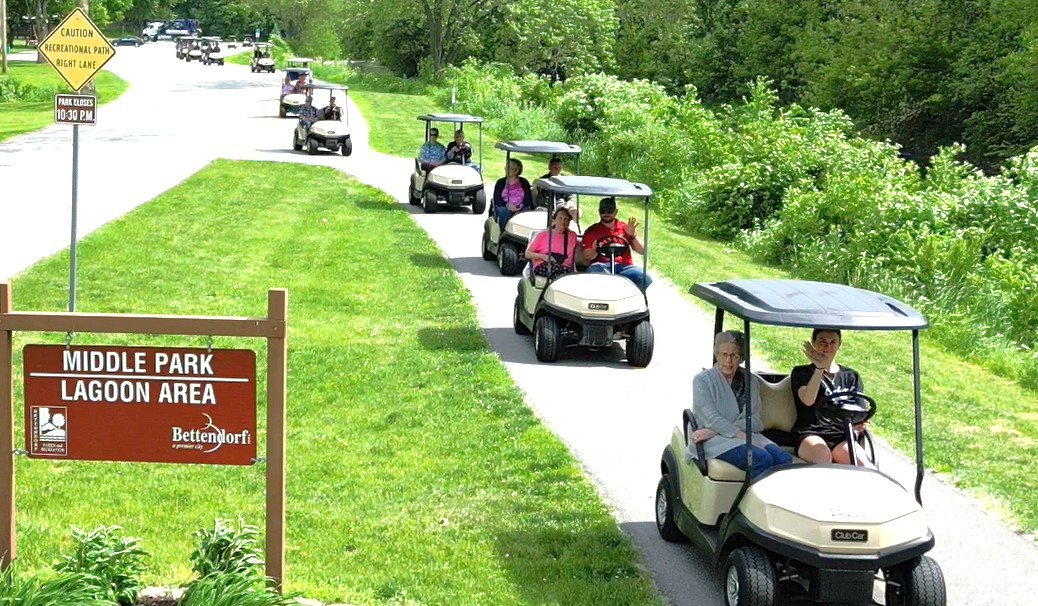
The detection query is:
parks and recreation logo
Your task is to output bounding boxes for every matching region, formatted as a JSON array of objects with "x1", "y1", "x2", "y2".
[{"x1": 171, "y1": 413, "x2": 252, "y2": 453}]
